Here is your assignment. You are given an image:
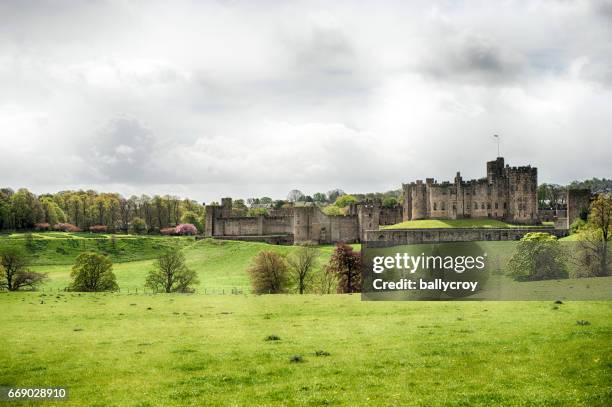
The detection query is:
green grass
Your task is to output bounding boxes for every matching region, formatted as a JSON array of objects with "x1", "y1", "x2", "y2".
[
  {"x1": 0, "y1": 232, "x2": 195, "y2": 265},
  {"x1": 0, "y1": 234, "x2": 358, "y2": 293},
  {"x1": 0, "y1": 233, "x2": 610, "y2": 405},
  {"x1": 0, "y1": 294, "x2": 610, "y2": 406},
  {"x1": 383, "y1": 219, "x2": 544, "y2": 229}
]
